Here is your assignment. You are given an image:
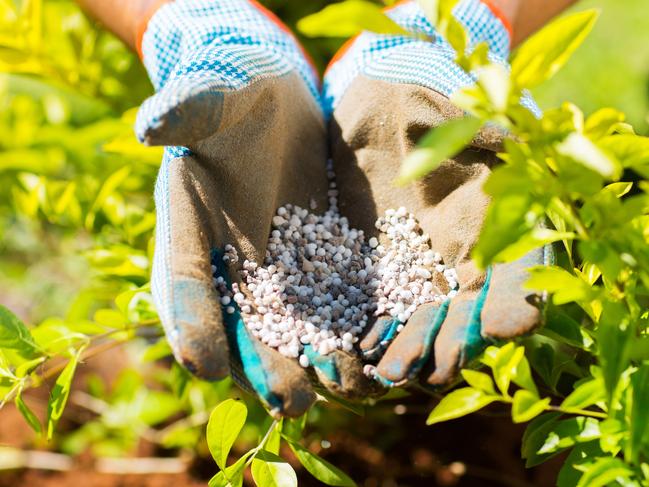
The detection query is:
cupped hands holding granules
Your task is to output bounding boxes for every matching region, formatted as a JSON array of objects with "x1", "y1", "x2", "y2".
[{"x1": 212, "y1": 165, "x2": 458, "y2": 367}]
